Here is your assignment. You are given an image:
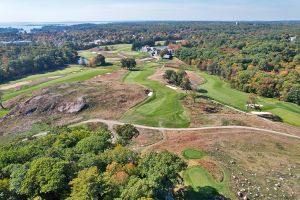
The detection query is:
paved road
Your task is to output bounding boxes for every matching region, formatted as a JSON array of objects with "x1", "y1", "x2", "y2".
[{"x1": 73, "y1": 118, "x2": 300, "y2": 140}]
